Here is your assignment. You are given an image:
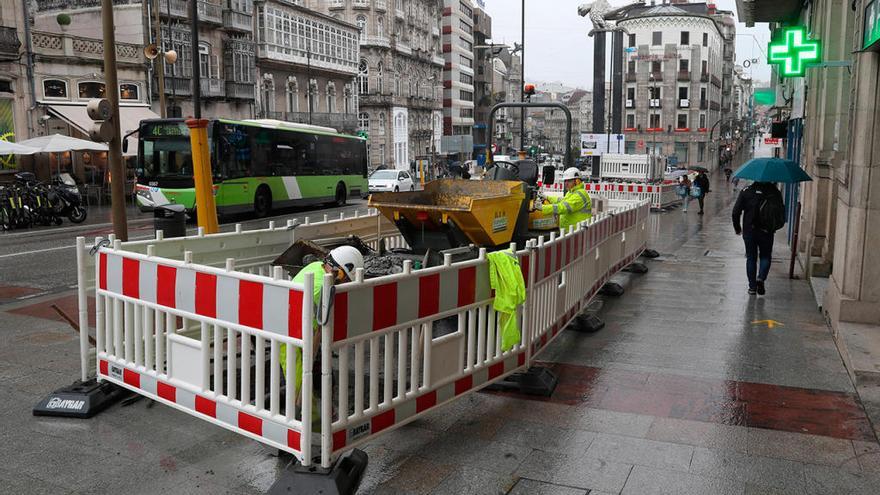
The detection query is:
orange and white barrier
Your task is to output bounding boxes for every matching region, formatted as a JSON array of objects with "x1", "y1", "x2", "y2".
[{"x1": 76, "y1": 199, "x2": 650, "y2": 470}]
